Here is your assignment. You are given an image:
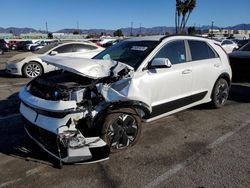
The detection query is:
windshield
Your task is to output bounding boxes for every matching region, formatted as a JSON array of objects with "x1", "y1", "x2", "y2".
[
  {"x1": 34, "y1": 43, "x2": 60, "y2": 54},
  {"x1": 239, "y1": 42, "x2": 250, "y2": 51},
  {"x1": 94, "y1": 40, "x2": 159, "y2": 69}
]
